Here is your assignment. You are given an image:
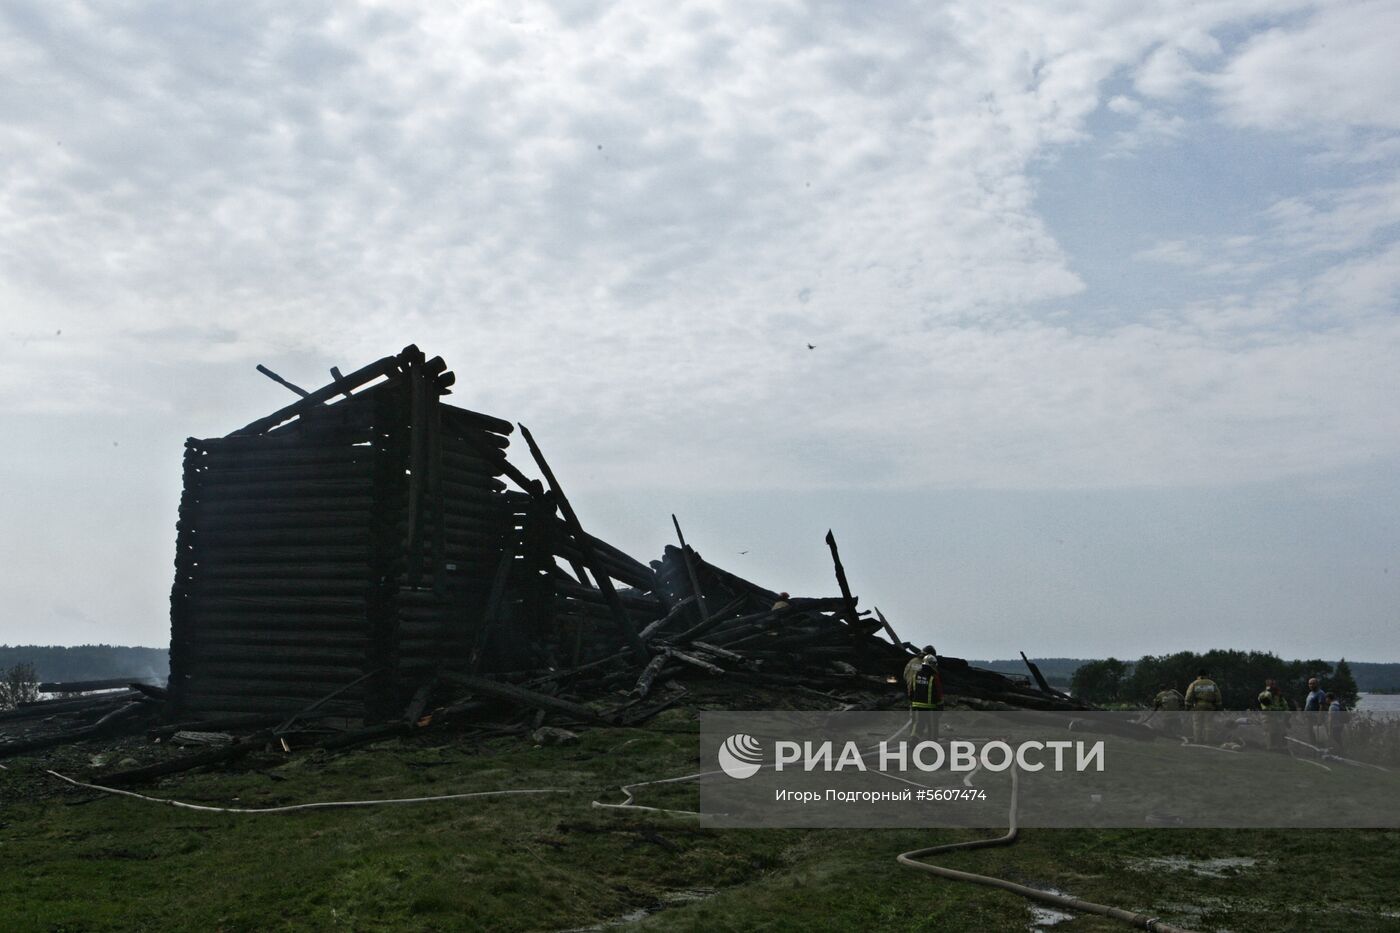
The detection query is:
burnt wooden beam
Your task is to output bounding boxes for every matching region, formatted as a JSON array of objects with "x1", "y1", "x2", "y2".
[
  {"x1": 1019, "y1": 651, "x2": 1071, "y2": 700},
  {"x1": 329, "y1": 366, "x2": 353, "y2": 398},
  {"x1": 824, "y1": 530, "x2": 863, "y2": 627},
  {"x1": 469, "y1": 550, "x2": 515, "y2": 673},
  {"x1": 0, "y1": 702, "x2": 153, "y2": 760},
  {"x1": 255, "y1": 364, "x2": 310, "y2": 398},
  {"x1": 405, "y1": 348, "x2": 429, "y2": 584},
  {"x1": 429, "y1": 380, "x2": 447, "y2": 592},
  {"x1": 637, "y1": 595, "x2": 697, "y2": 642},
  {"x1": 667, "y1": 593, "x2": 749, "y2": 645},
  {"x1": 873, "y1": 607, "x2": 905, "y2": 647},
  {"x1": 0, "y1": 690, "x2": 142, "y2": 723},
  {"x1": 232, "y1": 356, "x2": 398, "y2": 436},
  {"x1": 518, "y1": 424, "x2": 647, "y2": 662},
  {"x1": 440, "y1": 672, "x2": 611, "y2": 723},
  {"x1": 37, "y1": 678, "x2": 156, "y2": 693},
  {"x1": 671, "y1": 515, "x2": 710, "y2": 624},
  {"x1": 100, "y1": 731, "x2": 273, "y2": 785},
  {"x1": 273, "y1": 669, "x2": 383, "y2": 735},
  {"x1": 631, "y1": 653, "x2": 671, "y2": 698}
]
